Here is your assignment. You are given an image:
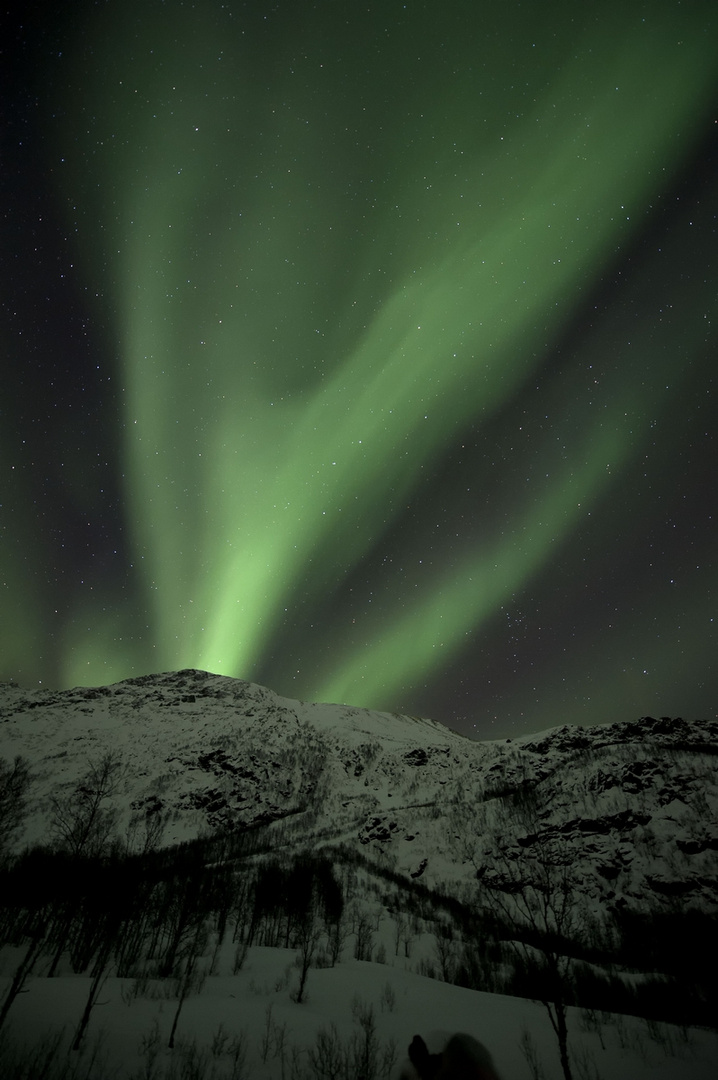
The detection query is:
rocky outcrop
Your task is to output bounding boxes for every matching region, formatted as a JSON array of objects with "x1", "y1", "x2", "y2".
[{"x1": 1, "y1": 671, "x2": 716, "y2": 915}]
